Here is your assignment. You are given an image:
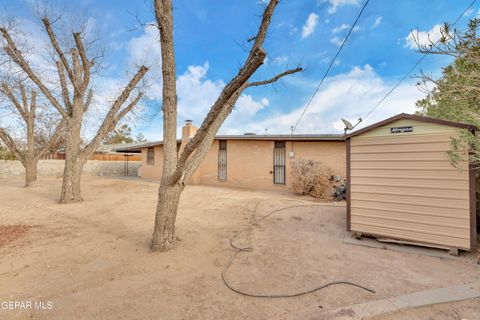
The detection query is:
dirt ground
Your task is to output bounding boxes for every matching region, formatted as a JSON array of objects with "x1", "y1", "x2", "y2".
[
  {"x1": 370, "y1": 298, "x2": 480, "y2": 320},
  {"x1": 0, "y1": 177, "x2": 479, "y2": 320}
]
